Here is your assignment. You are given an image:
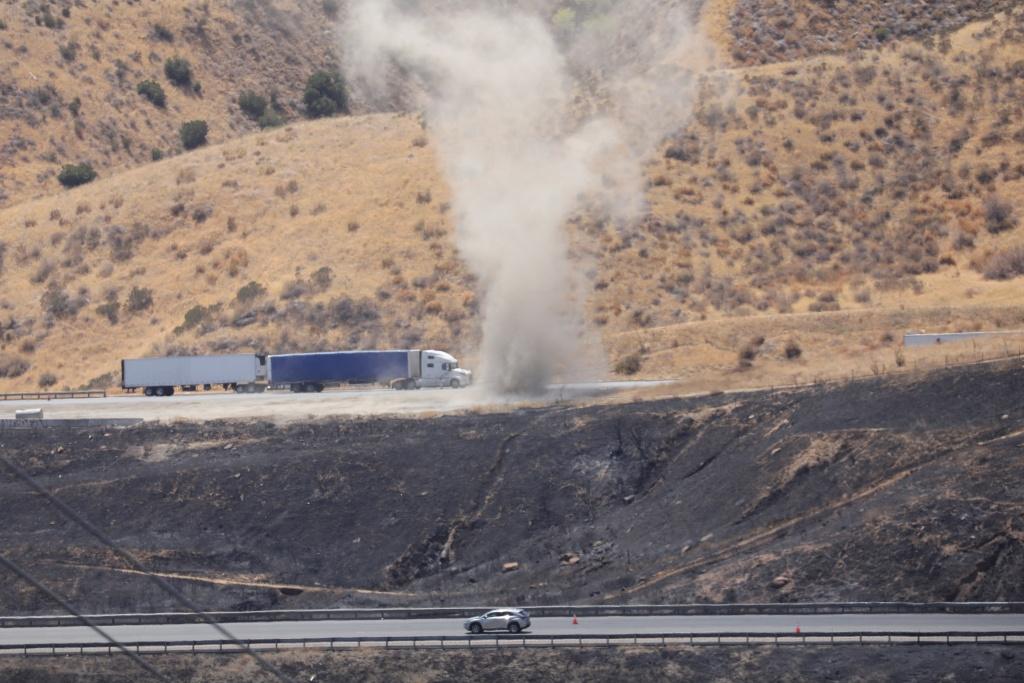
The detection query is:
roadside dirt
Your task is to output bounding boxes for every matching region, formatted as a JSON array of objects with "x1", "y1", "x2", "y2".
[
  {"x1": 0, "y1": 361, "x2": 1022, "y2": 615},
  {"x1": 0, "y1": 645, "x2": 1021, "y2": 683}
]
